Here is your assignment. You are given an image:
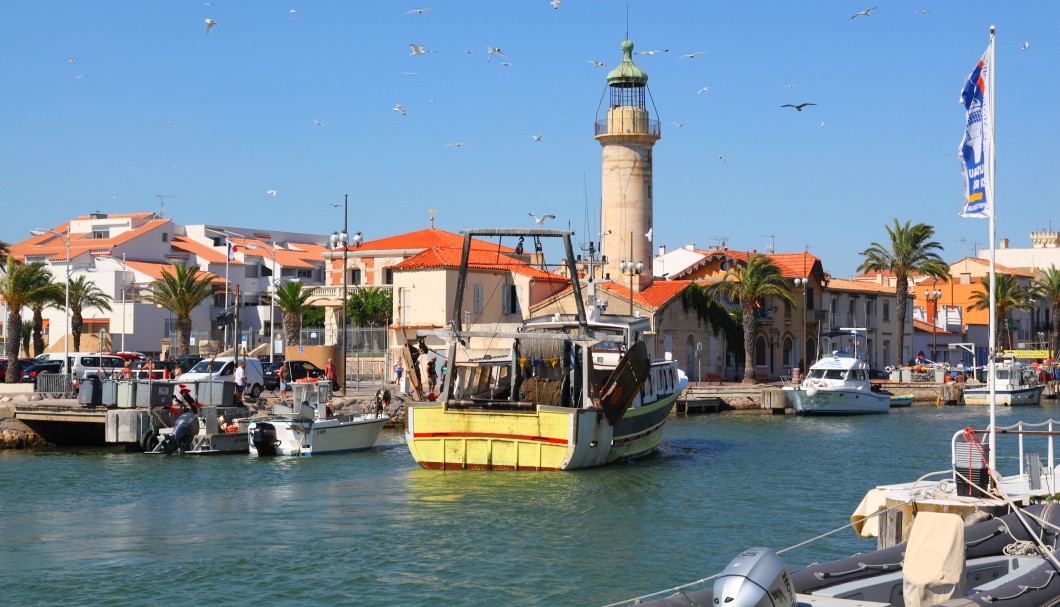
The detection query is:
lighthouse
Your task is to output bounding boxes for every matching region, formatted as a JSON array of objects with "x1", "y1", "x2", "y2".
[{"x1": 595, "y1": 39, "x2": 660, "y2": 293}]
